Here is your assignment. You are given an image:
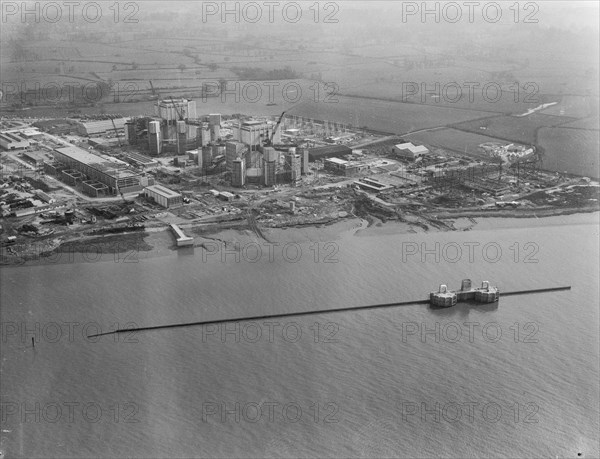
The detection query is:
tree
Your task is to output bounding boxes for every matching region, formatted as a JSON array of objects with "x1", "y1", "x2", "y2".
[{"x1": 178, "y1": 63, "x2": 187, "y2": 73}]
